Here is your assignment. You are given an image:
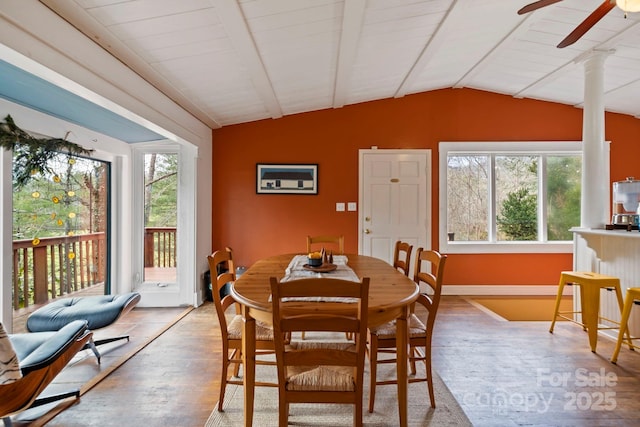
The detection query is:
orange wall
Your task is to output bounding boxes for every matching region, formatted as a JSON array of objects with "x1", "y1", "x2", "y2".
[{"x1": 211, "y1": 88, "x2": 640, "y2": 287}]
